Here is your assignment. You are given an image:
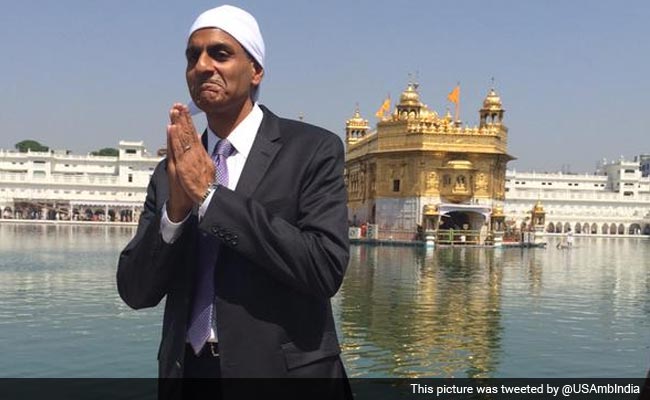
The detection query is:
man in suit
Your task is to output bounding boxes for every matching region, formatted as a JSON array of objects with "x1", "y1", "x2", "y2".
[{"x1": 116, "y1": 4, "x2": 351, "y2": 398}]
